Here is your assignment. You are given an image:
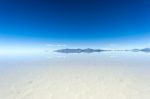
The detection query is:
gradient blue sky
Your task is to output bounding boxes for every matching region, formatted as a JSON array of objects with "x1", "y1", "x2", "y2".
[{"x1": 0, "y1": 0, "x2": 150, "y2": 46}]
